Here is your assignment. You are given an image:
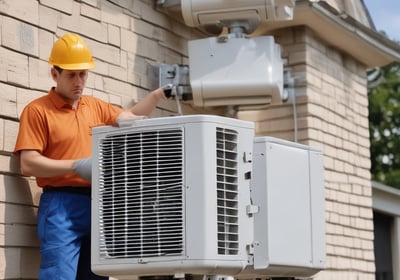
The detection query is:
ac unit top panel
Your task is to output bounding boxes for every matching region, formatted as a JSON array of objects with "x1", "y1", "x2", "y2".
[
  {"x1": 253, "y1": 136, "x2": 322, "y2": 153},
  {"x1": 92, "y1": 114, "x2": 255, "y2": 135}
]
